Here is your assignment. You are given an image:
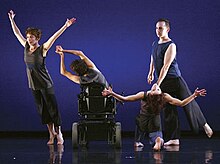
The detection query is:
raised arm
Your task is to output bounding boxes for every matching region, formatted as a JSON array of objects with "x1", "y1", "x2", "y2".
[
  {"x1": 8, "y1": 10, "x2": 26, "y2": 47},
  {"x1": 102, "y1": 87, "x2": 145, "y2": 102},
  {"x1": 157, "y1": 43, "x2": 176, "y2": 86},
  {"x1": 43, "y1": 18, "x2": 76, "y2": 56},
  {"x1": 56, "y1": 49, "x2": 80, "y2": 84},
  {"x1": 56, "y1": 45, "x2": 98, "y2": 70},
  {"x1": 147, "y1": 55, "x2": 155, "y2": 84},
  {"x1": 164, "y1": 88, "x2": 207, "y2": 107}
]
